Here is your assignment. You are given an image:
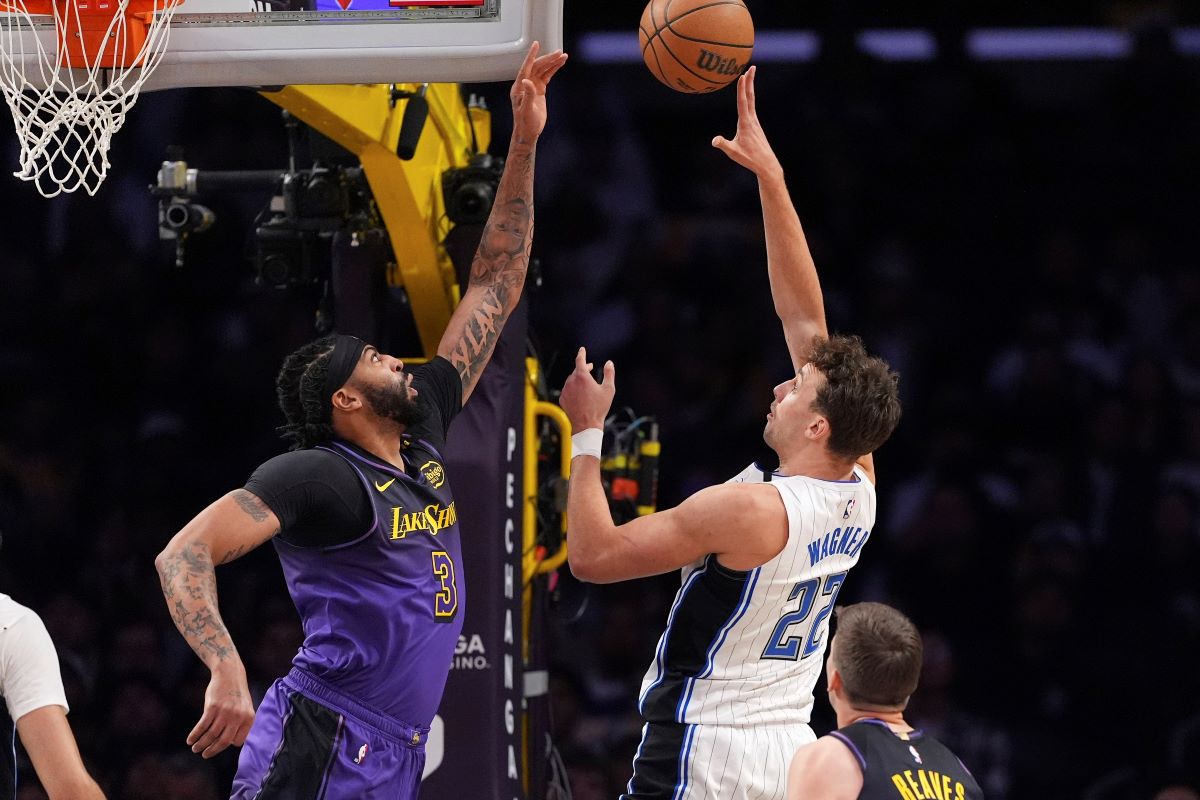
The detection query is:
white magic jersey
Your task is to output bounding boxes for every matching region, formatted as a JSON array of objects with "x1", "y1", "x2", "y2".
[{"x1": 636, "y1": 462, "x2": 877, "y2": 729}]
